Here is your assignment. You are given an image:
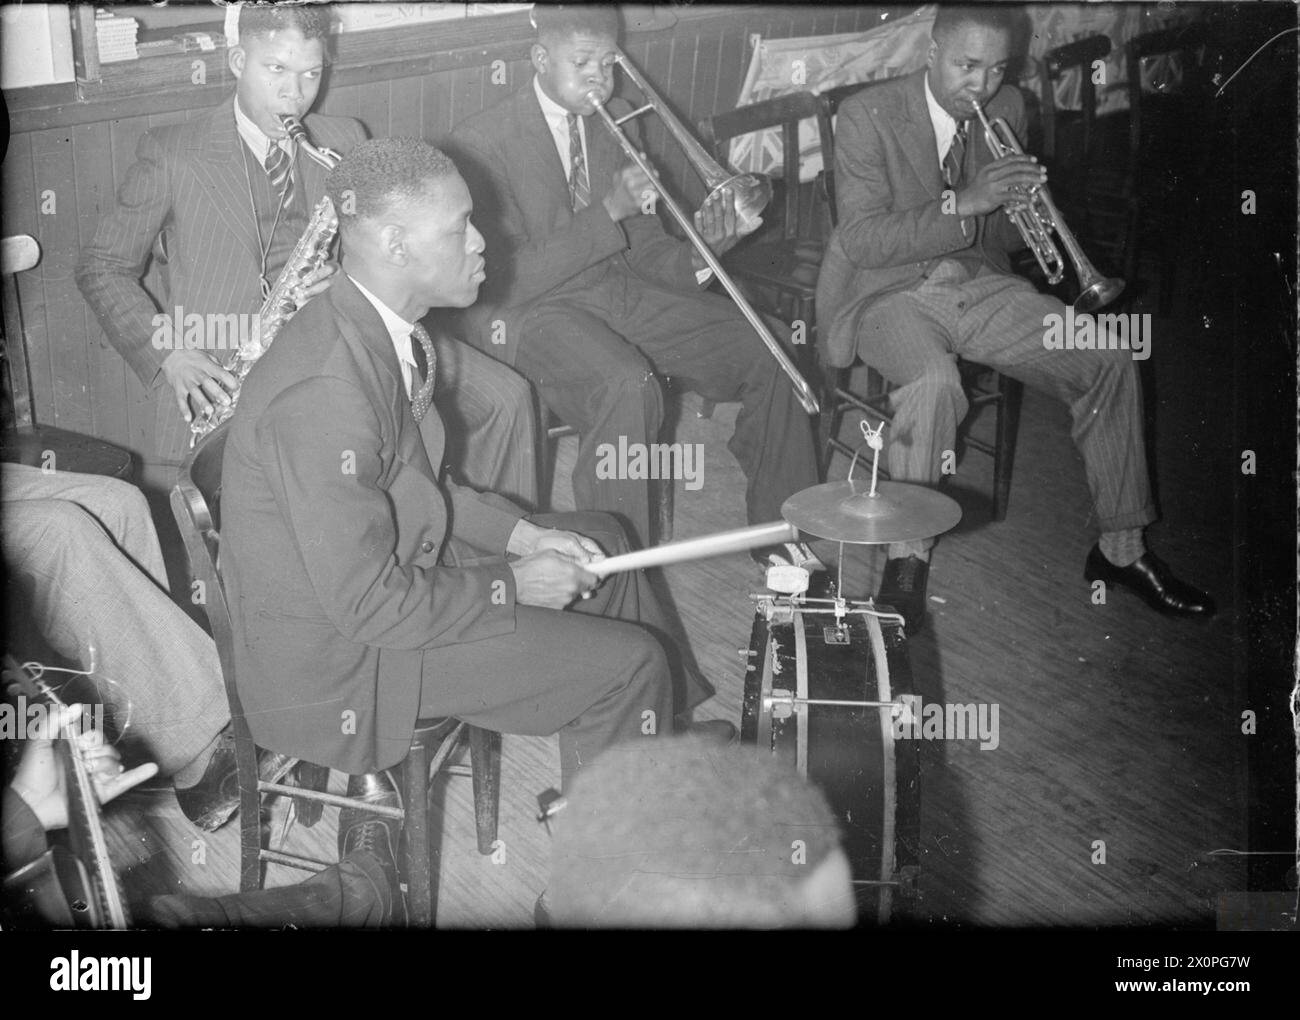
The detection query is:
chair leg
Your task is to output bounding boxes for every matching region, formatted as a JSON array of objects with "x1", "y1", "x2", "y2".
[
  {"x1": 234, "y1": 721, "x2": 263, "y2": 894},
  {"x1": 289, "y1": 761, "x2": 330, "y2": 828},
  {"x1": 468, "y1": 726, "x2": 501, "y2": 856},
  {"x1": 817, "y1": 367, "x2": 846, "y2": 478},
  {"x1": 992, "y1": 375, "x2": 1023, "y2": 522},
  {"x1": 400, "y1": 743, "x2": 433, "y2": 927}
]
